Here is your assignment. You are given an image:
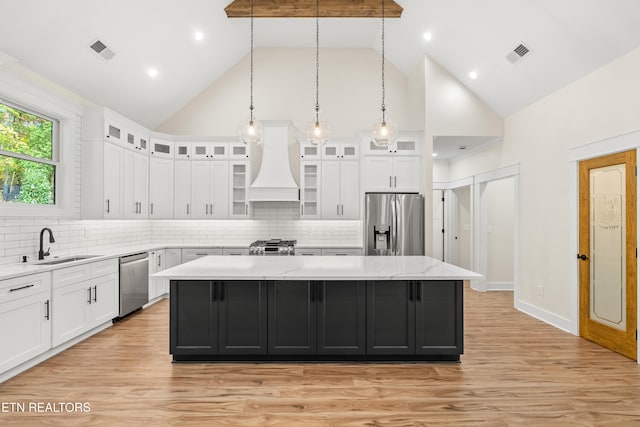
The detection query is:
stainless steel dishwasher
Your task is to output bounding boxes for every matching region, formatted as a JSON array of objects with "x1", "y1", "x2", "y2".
[{"x1": 119, "y1": 252, "x2": 149, "y2": 317}]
